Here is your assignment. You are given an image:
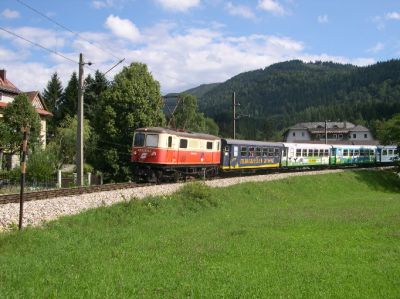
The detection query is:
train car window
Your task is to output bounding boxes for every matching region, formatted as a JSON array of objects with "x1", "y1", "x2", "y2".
[
  {"x1": 168, "y1": 136, "x2": 172, "y2": 148},
  {"x1": 274, "y1": 148, "x2": 280, "y2": 156},
  {"x1": 308, "y1": 149, "x2": 313, "y2": 157},
  {"x1": 394, "y1": 150, "x2": 398, "y2": 155},
  {"x1": 267, "y1": 148, "x2": 273, "y2": 157},
  {"x1": 389, "y1": 149, "x2": 394, "y2": 155},
  {"x1": 313, "y1": 149, "x2": 318, "y2": 156},
  {"x1": 180, "y1": 139, "x2": 188, "y2": 148},
  {"x1": 382, "y1": 150, "x2": 387, "y2": 156},
  {"x1": 282, "y1": 148, "x2": 287, "y2": 157},
  {"x1": 233, "y1": 146, "x2": 238, "y2": 157},
  {"x1": 255, "y1": 147, "x2": 261, "y2": 157},
  {"x1": 262, "y1": 147, "x2": 268, "y2": 157},
  {"x1": 224, "y1": 146, "x2": 229, "y2": 152},
  {"x1": 370, "y1": 150, "x2": 374, "y2": 155},
  {"x1": 217, "y1": 142, "x2": 220, "y2": 151},
  {"x1": 324, "y1": 149, "x2": 329, "y2": 156},
  {"x1": 206, "y1": 141, "x2": 213, "y2": 150},
  {"x1": 241, "y1": 146, "x2": 247, "y2": 156},
  {"x1": 319, "y1": 150, "x2": 324, "y2": 157},
  {"x1": 343, "y1": 149, "x2": 349, "y2": 156},
  {"x1": 360, "y1": 149, "x2": 365, "y2": 156},
  {"x1": 354, "y1": 150, "x2": 360, "y2": 156},
  {"x1": 145, "y1": 134, "x2": 159, "y2": 147},
  {"x1": 133, "y1": 133, "x2": 145, "y2": 146},
  {"x1": 296, "y1": 149, "x2": 301, "y2": 157},
  {"x1": 249, "y1": 147, "x2": 255, "y2": 157}
]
